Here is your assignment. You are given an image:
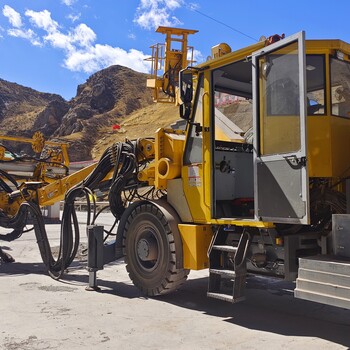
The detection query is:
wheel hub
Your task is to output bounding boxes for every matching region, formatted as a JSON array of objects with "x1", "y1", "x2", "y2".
[{"x1": 137, "y1": 237, "x2": 158, "y2": 261}]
